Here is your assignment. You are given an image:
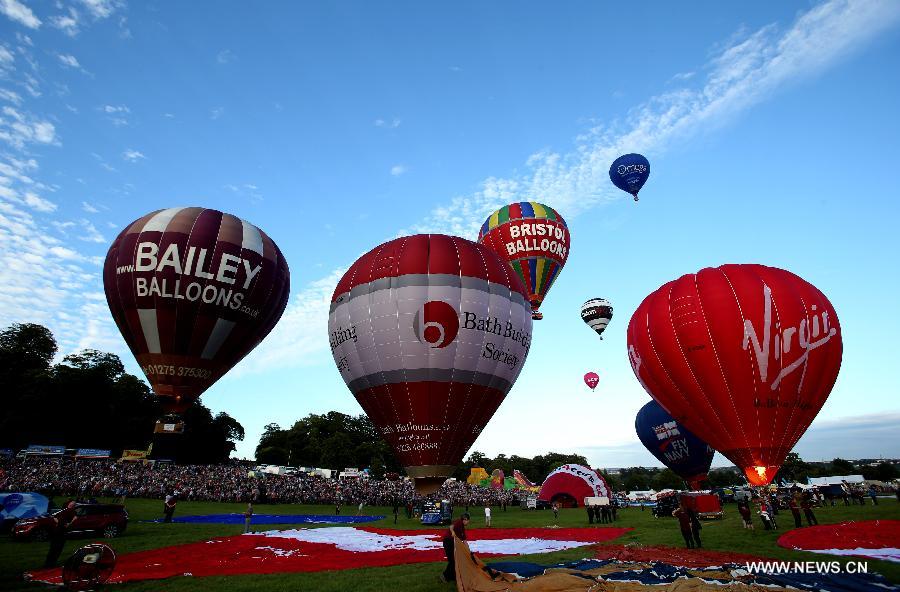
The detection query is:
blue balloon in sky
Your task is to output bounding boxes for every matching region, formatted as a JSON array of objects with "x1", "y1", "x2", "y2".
[
  {"x1": 635, "y1": 400, "x2": 715, "y2": 489},
  {"x1": 609, "y1": 153, "x2": 650, "y2": 201}
]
